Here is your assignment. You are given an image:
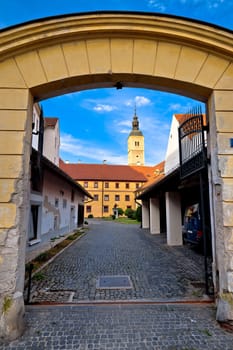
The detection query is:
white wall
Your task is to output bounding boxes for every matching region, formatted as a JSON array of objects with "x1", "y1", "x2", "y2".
[
  {"x1": 42, "y1": 170, "x2": 79, "y2": 235},
  {"x1": 31, "y1": 106, "x2": 60, "y2": 168},
  {"x1": 165, "y1": 191, "x2": 182, "y2": 246},
  {"x1": 27, "y1": 168, "x2": 85, "y2": 261},
  {"x1": 43, "y1": 121, "x2": 60, "y2": 166},
  {"x1": 164, "y1": 115, "x2": 180, "y2": 175}
]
